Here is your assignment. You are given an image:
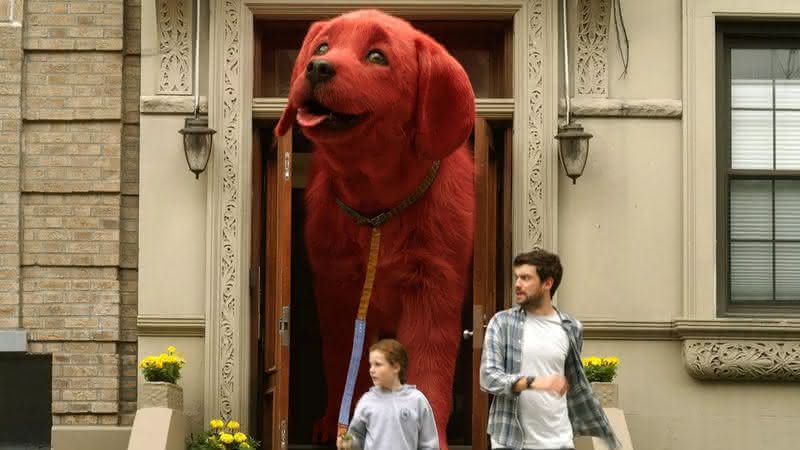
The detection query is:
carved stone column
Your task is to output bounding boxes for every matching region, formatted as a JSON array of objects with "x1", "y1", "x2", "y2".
[
  {"x1": 575, "y1": 0, "x2": 611, "y2": 98},
  {"x1": 156, "y1": 0, "x2": 193, "y2": 95}
]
